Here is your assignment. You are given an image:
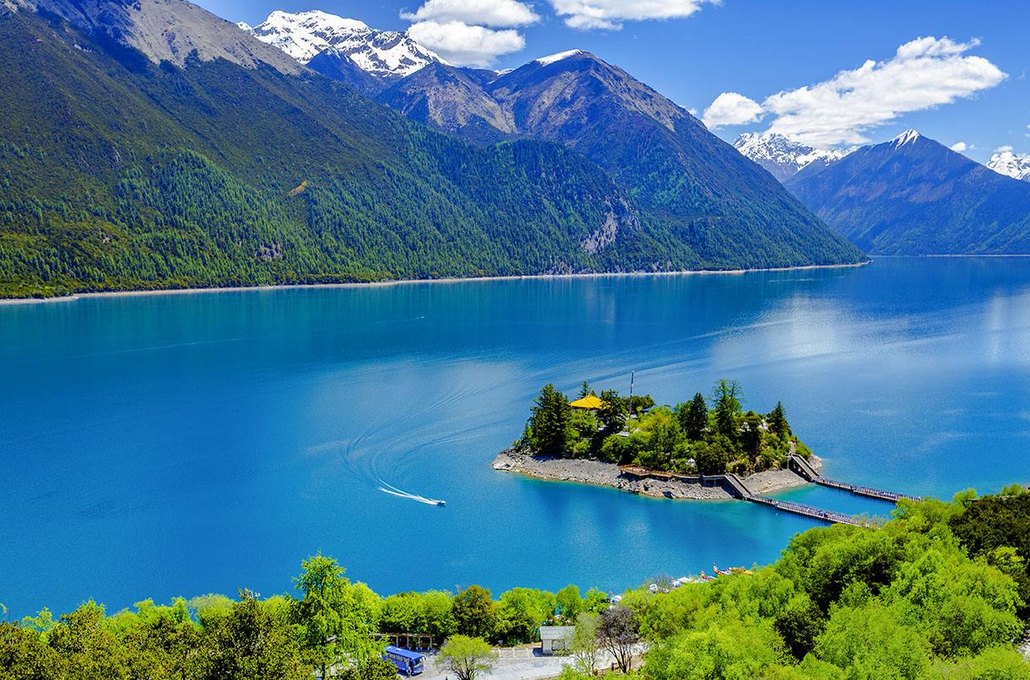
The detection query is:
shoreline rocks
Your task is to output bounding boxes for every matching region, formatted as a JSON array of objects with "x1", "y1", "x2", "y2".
[{"x1": 492, "y1": 448, "x2": 822, "y2": 501}]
